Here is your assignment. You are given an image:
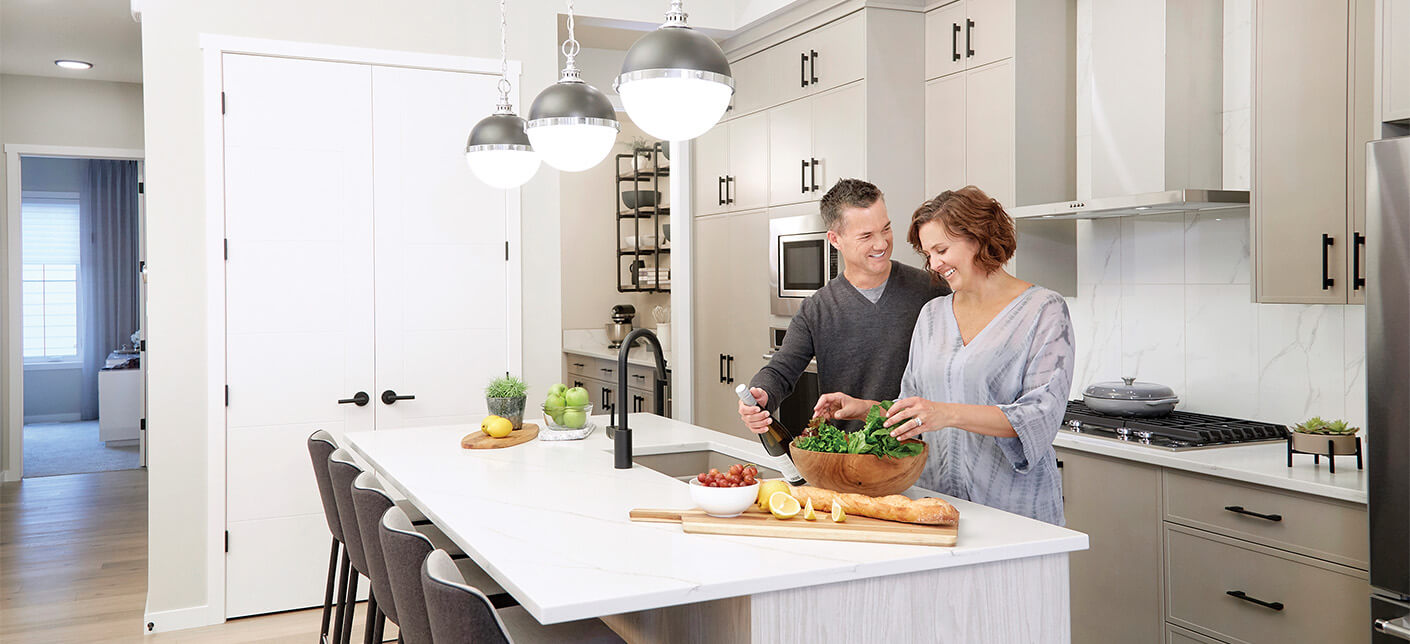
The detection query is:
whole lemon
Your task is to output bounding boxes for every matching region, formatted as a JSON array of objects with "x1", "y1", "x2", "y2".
[
  {"x1": 757, "y1": 479, "x2": 791, "y2": 512},
  {"x1": 481, "y1": 415, "x2": 513, "y2": 438}
]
